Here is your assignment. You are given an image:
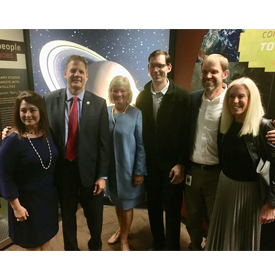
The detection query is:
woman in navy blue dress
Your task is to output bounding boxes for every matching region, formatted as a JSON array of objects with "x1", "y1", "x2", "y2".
[{"x1": 0, "y1": 91, "x2": 58, "y2": 250}]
